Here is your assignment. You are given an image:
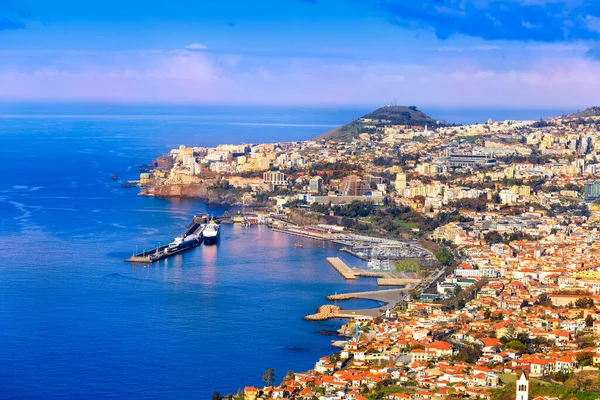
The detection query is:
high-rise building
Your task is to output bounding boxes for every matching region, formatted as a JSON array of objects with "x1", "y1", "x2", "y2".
[
  {"x1": 339, "y1": 175, "x2": 370, "y2": 196},
  {"x1": 395, "y1": 172, "x2": 407, "y2": 190},
  {"x1": 263, "y1": 171, "x2": 287, "y2": 190},
  {"x1": 511, "y1": 185, "x2": 531, "y2": 198},
  {"x1": 584, "y1": 181, "x2": 600, "y2": 200},
  {"x1": 308, "y1": 177, "x2": 322, "y2": 193}
]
